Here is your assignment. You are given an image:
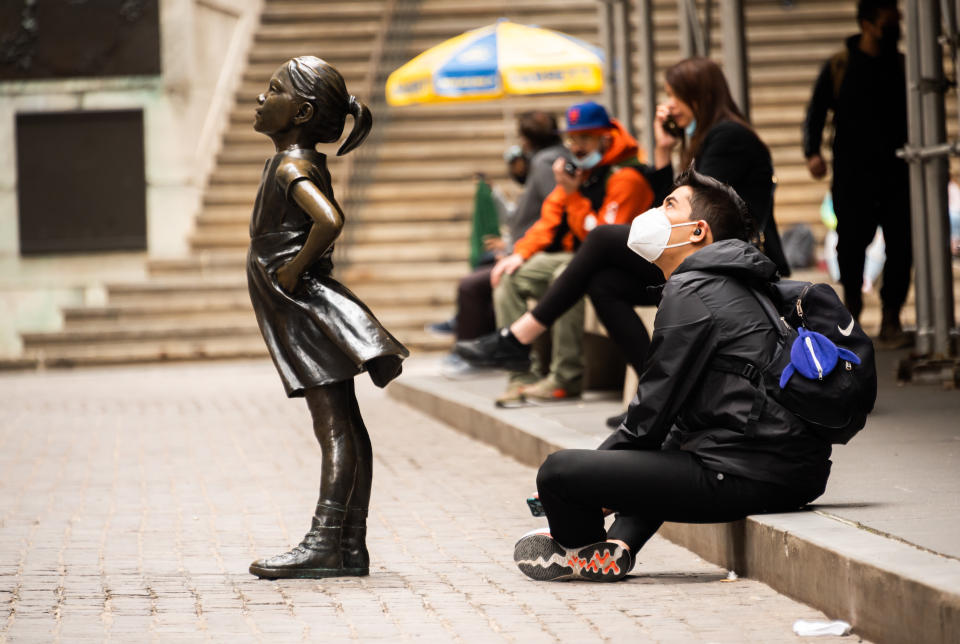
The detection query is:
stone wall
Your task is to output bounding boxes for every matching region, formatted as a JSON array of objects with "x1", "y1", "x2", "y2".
[{"x1": 0, "y1": 0, "x2": 263, "y2": 355}]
